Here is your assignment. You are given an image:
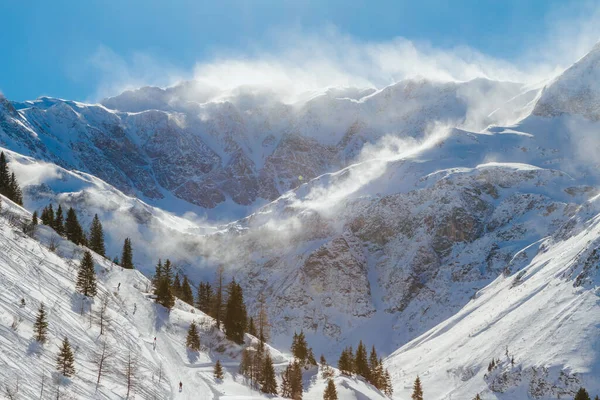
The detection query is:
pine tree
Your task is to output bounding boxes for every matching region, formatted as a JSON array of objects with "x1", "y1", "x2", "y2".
[
  {"x1": 155, "y1": 259, "x2": 175, "y2": 309},
  {"x1": 368, "y1": 345, "x2": 380, "y2": 386},
  {"x1": 0, "y1": 152, "x2": 10, "y2": 194},
  {"x1": 8, "y1": 172, "x2": 23, "y2": 205},
  {"x1": 172, "y1": 273, "x2": 182, "y2": 297},
  {"x1": 54, "y1": 205, "x2": 65, "y2": 236},
  {"x1": 196, "y1": 282, "x2": 214, "y2": 313},
  {"x1": 323, "y1": 379, "x2": 338, "y2": 400},
  {"x1": 76, "y1": 250, "x2": 97, "y2": 297},
  {"x1": 89, "y1": 214, "x2": 106, "y2": 257},
  {"x1": 355, "y1": 340, "x2": 370, "y2": 381},
  {"x1": 65, "y1": 207, "x2": 85, "y2": 245},
  {"x1": 248, "y1": 317, "x2": 257, "y2": 336},
  {"x1": 42, "y1": 204, "x2": 55, "y2": 226},
  {"x1": 224, "y1": 279, "x2": 248, "y2": 344},
  {"x1": 281, "y1": 361, "x2": 303, "y2": 399},
  {"x1": 120, "y1": 238, "x2": 134, "y2": 269},
  {"x1": 185, "y1": 321, "x2": 201, "y2": 351},
  {"x1": 32, "y1": 210, "x2": 38, "y2": 225},
  {"x1": 152, "y1": 259, "x2": 163, "y2": 288},
  {"x1": 33, "y1": 302, "x2": 49, "y2": 343},
  {"x1": 213, "y1": 266, "x2": 225, "y2": 329},
  {"x1": 180, "y1": 275, "x2": 194, "y2": 305},
  {"x1": 214, "y1": 360, "x2": 224, "y2": 380},
  {"x1": 411, "y1": 376, "x2": 423, "y2": 400},
  {"x1": 56, "y1": 337, "x2": 75, "y2": 377},
  {"x1": 383, "y1": 368, "x2": 393, "y2": 397},
  {"x1": 575, "y1": 388, "x2": 591, "y2": 400},
  {"x1": 291, "y1": 330, "x2": 315, "y2": 367},
  {"x1": 473, "y1": 394, "x2": 482, "y2": 400},
  {"x1": 338, "y1": 346, "x2": 354, "y2": 375},
  {"x1": 261, "y1": 351, "x2": 278, "y2": 395}
]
